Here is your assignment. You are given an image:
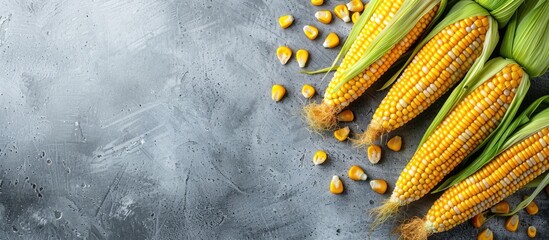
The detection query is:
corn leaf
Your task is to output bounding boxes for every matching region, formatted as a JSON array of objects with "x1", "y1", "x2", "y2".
[
  {"x1": 434, "y1": 95, "x2": 549, "y2": 192},
  {"x1": 496, "y1": 172, "x2": 549, "y2": 217},
  {"x1": 300, "y1": 66, "x2": 339, "y2": 75},
  {"x1": 475, "y1": 0, "x2": 525, "y2": 27},
  {"x1": 380, "y1": 0, "x2": 494, "y2": 90}
]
